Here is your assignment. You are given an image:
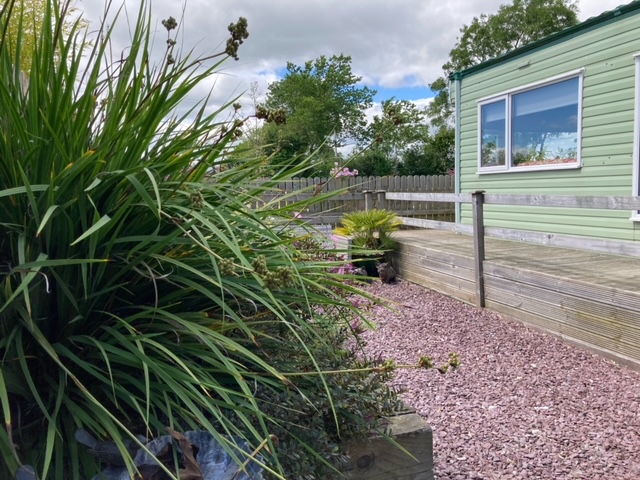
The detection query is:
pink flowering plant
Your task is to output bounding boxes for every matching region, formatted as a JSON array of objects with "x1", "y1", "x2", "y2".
[{"x1": 330, "y1": 162, "x2": 359, "y2": 178}]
